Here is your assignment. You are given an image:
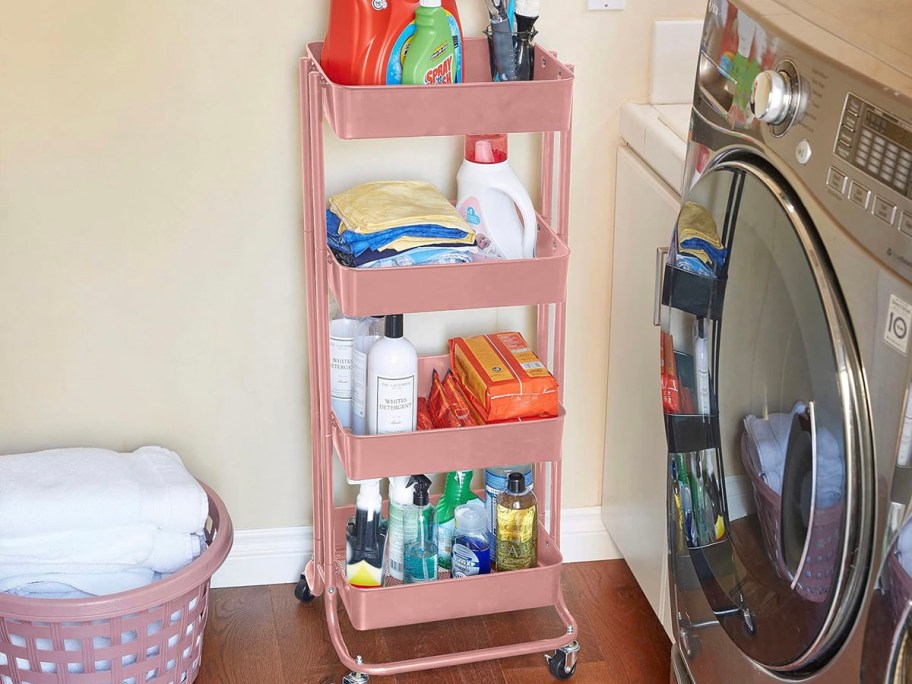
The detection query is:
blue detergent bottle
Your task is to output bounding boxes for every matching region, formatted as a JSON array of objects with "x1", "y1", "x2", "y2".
[{"x1": 452, "y1": 503, "x2": 490, "y2": 578}]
